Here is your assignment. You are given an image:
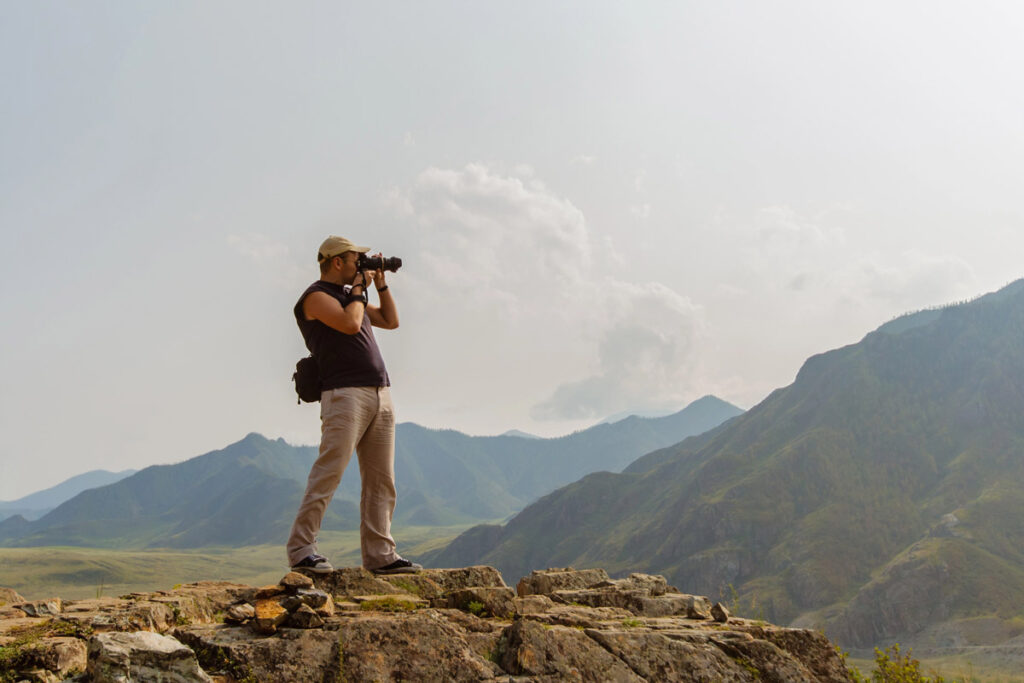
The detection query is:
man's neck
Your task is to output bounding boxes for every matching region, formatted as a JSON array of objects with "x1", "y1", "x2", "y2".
[{"x1": 320, "y1": 274, "x2": 345, "y2": 286}]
